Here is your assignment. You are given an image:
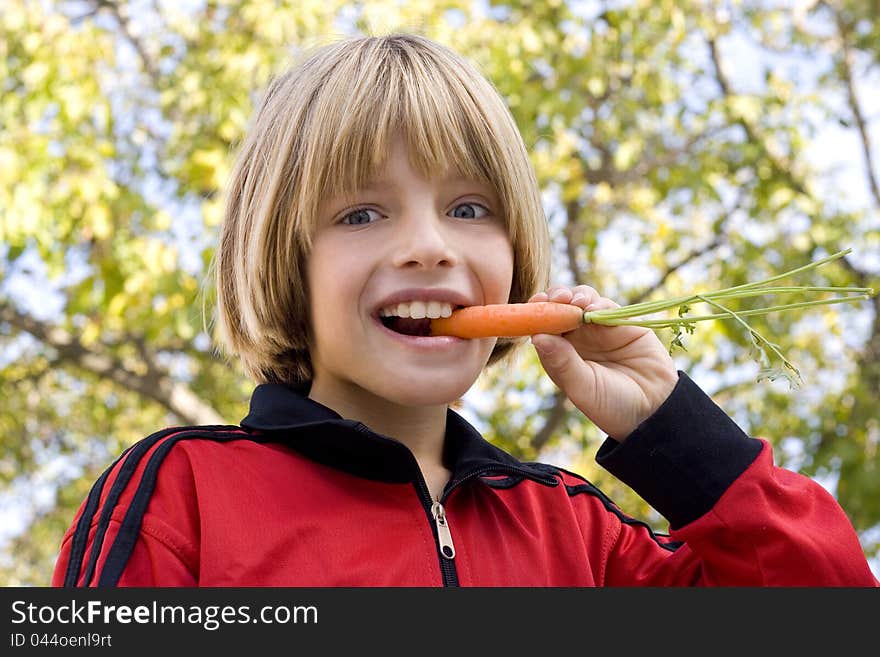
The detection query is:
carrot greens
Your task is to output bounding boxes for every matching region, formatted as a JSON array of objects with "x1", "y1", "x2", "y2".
[{"x1": 582, "y1": 248, "x2": 875, "y2": 388}]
